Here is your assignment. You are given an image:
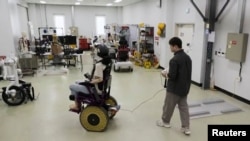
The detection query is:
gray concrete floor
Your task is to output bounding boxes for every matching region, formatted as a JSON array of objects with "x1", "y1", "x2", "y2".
[{"x1": 0, "y1": 52, "x2": 250, "y2": 141}]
